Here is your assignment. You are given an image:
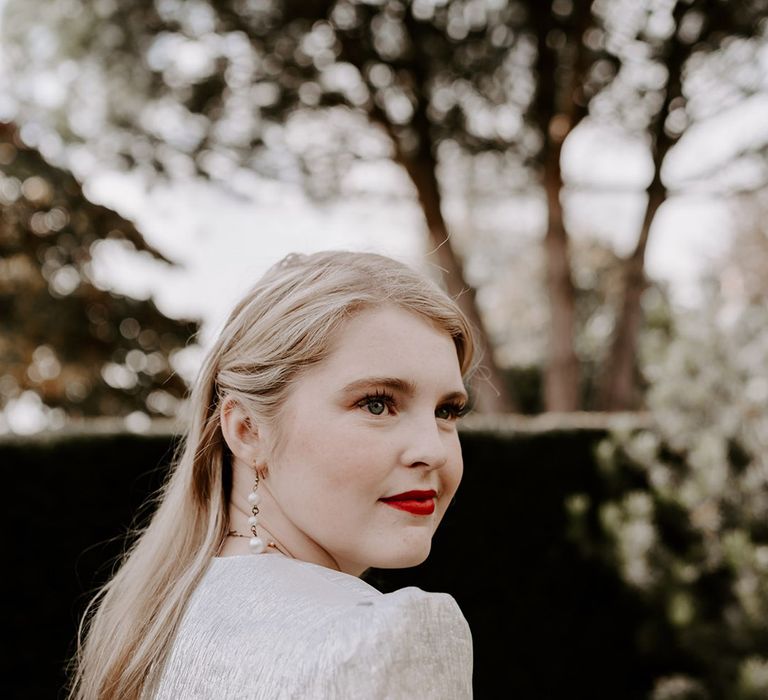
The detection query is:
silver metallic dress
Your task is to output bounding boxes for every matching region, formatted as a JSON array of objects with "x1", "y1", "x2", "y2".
[{"x1": 151, "y1": 554, "x2": 473, "y2": 699}]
